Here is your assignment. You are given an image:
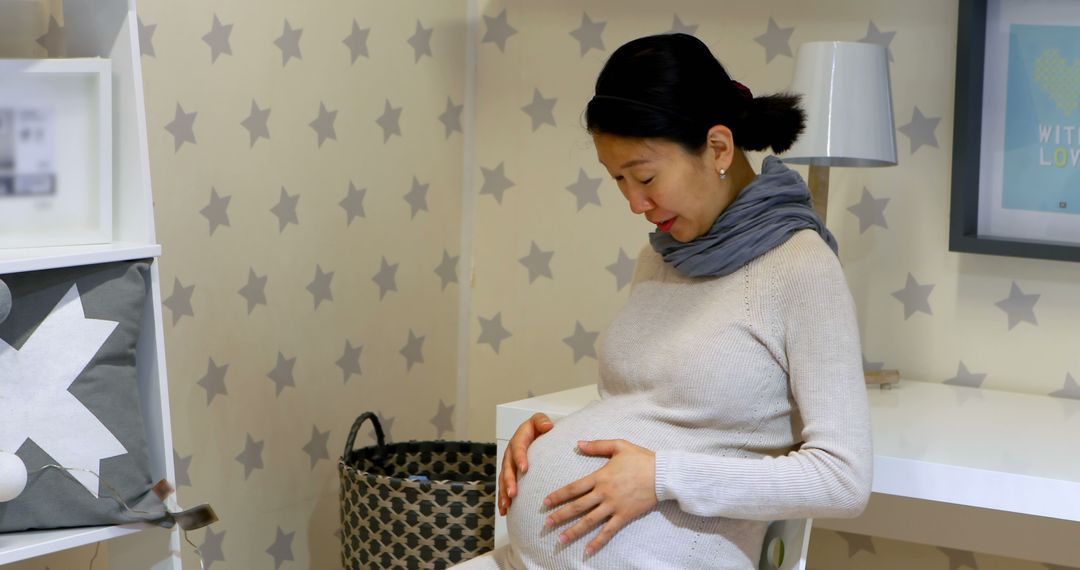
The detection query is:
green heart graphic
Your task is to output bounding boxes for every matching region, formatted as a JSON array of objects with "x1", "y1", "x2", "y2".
[{"x1": 1034, "y1": 48, "x2": 1080, "y2": 117}]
